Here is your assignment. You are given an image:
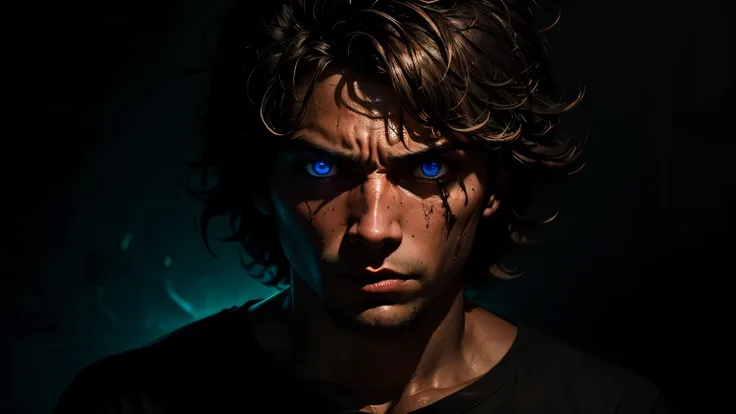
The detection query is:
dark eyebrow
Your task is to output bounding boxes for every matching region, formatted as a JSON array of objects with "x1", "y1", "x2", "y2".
[
  {"x1": 283, "y1": 137, "x2": 462, "y2": 164},
  {"x1": 282, "y1": 138, "x2": 364, "y2": 162},
  {"x1": 390, "y1": 144, "x2": 460, "y2": 164}
]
